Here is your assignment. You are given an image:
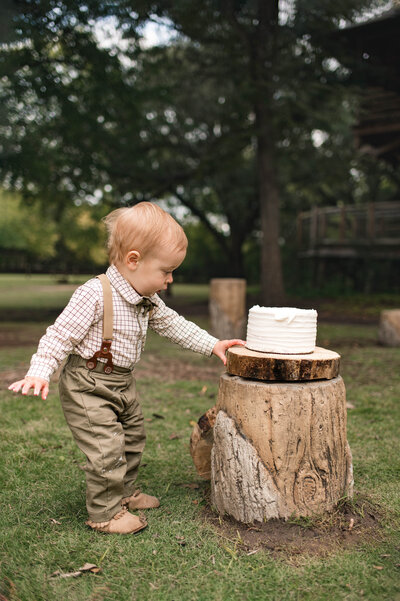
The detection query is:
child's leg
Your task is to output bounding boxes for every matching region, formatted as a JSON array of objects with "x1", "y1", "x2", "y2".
[
  {"x1": 59, "y1": 356, "x2": 142, "y2": 523},
  {"x1": 118, "y1": 376, "x2": 146, "y2": 498}
]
